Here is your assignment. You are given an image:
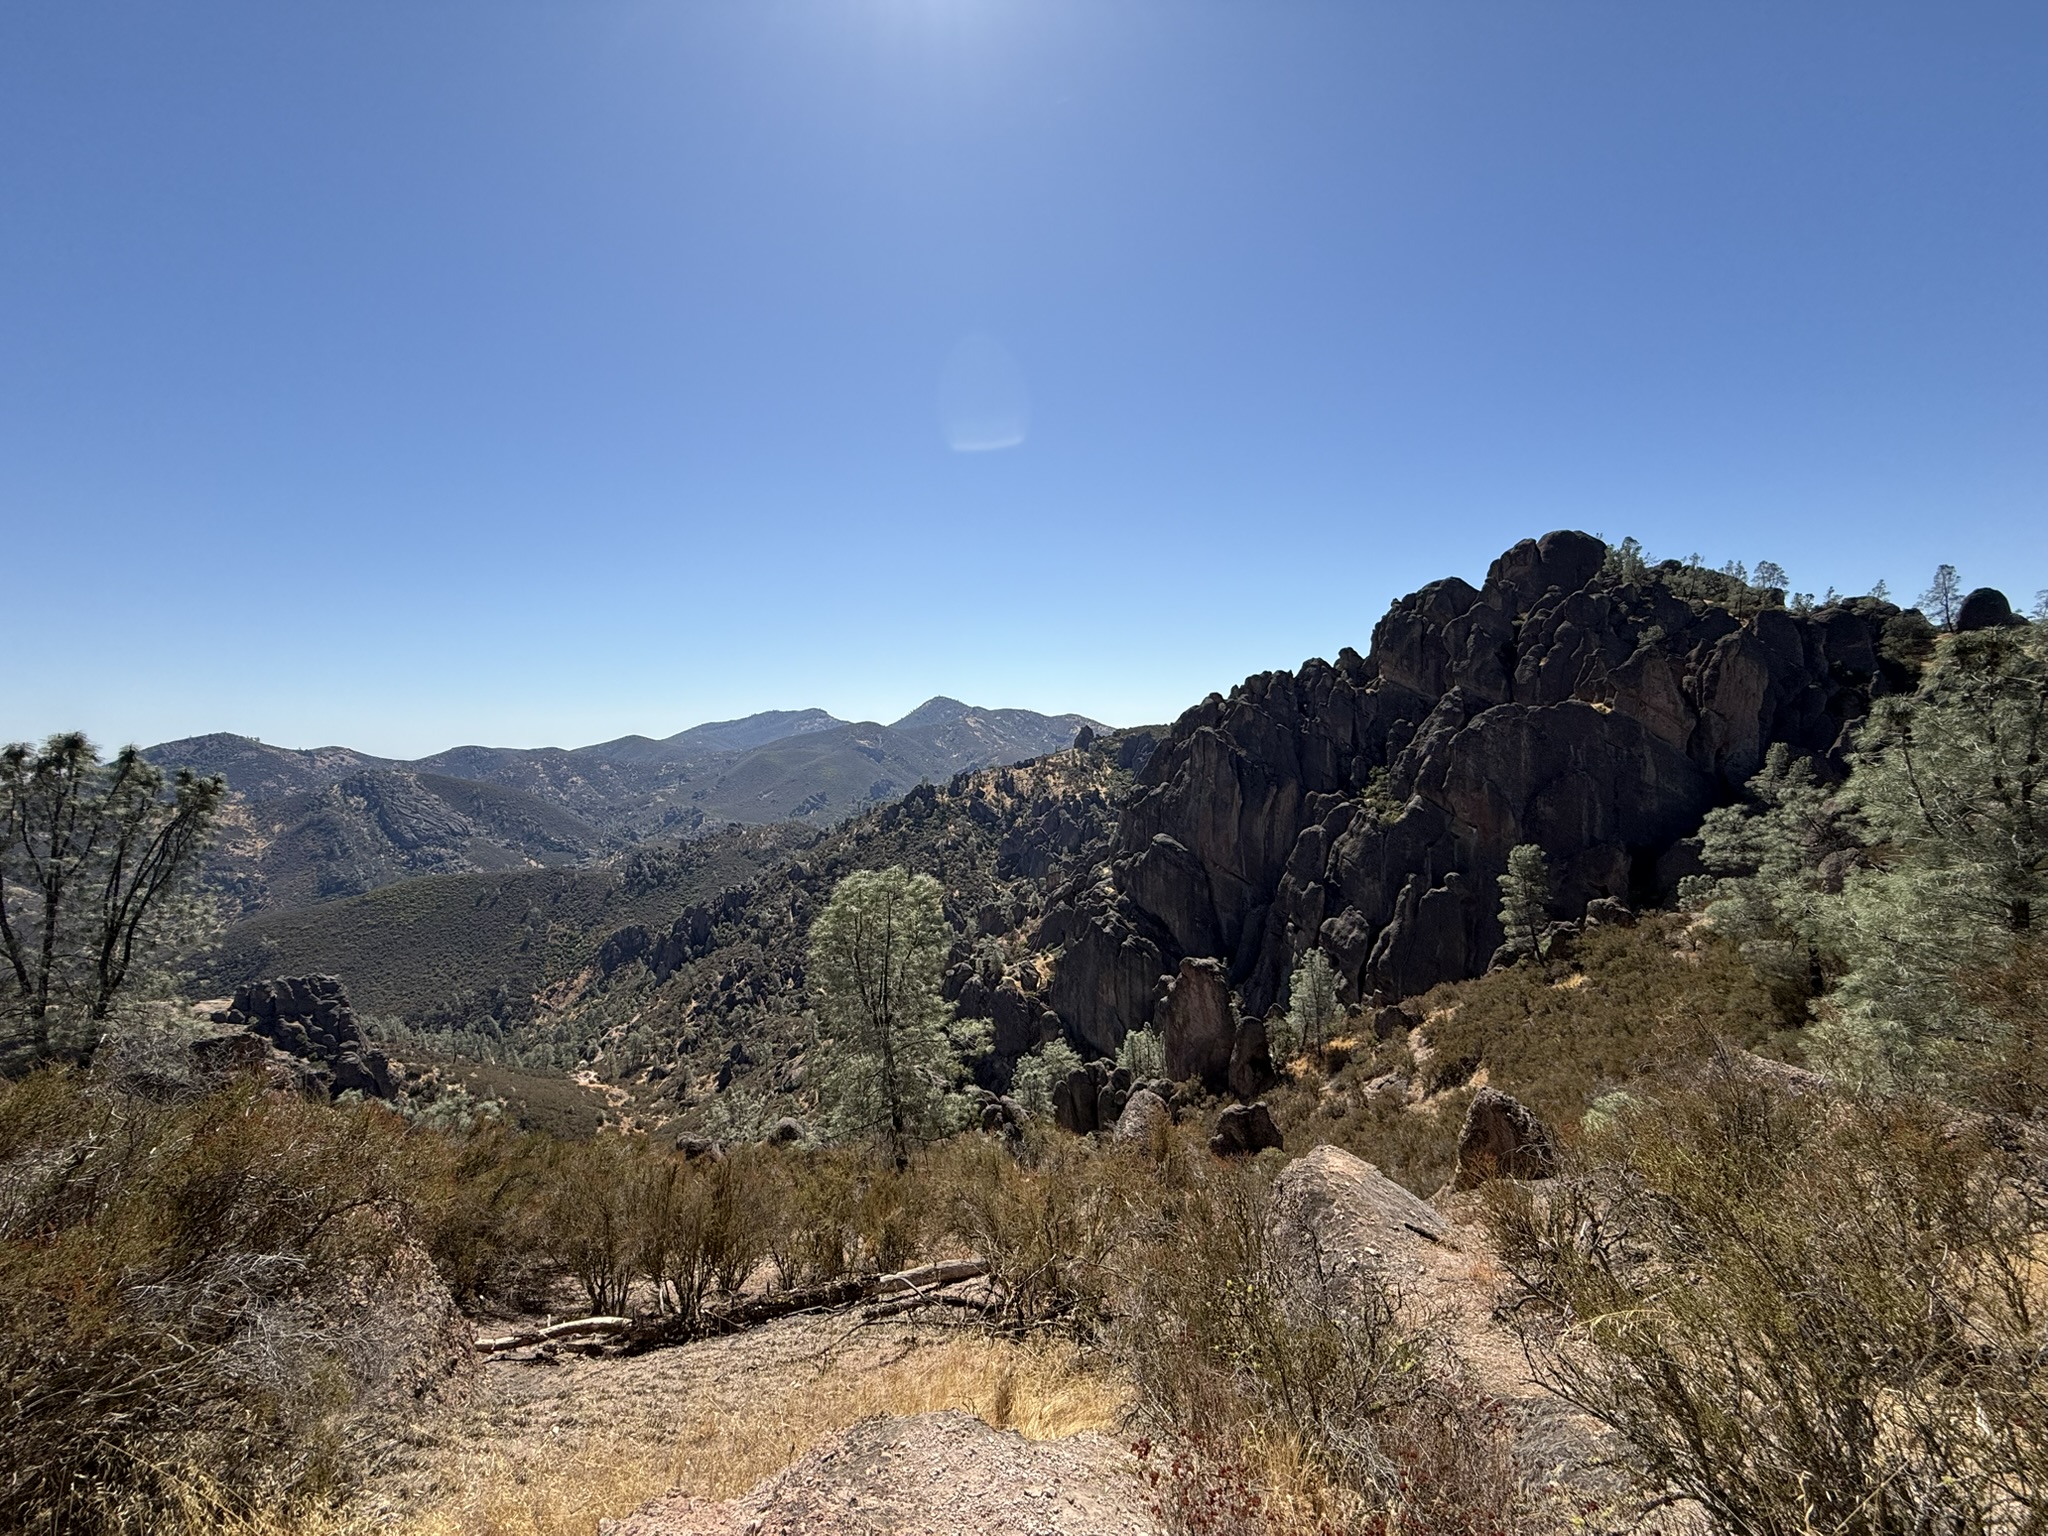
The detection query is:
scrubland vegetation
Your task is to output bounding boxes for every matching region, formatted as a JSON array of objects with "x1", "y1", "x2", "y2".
[
  {"x1": 0, "y1": 1060, "x2": 1575, "y2": 1536},
  {"x1": 5, "y1": 616, "x2": 2046, "y2": 1534}
]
